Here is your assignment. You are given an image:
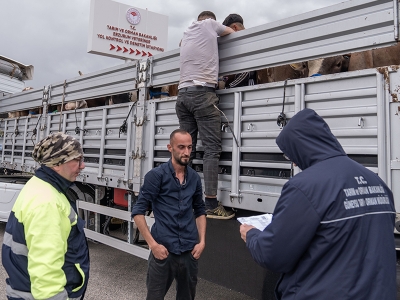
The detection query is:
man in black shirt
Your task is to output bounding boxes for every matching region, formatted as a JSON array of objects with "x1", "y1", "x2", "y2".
[
  {"x1": 221, "y1": 14, "x2": 257, "y2": 88},
  {"x1": 132, "y1": 129, "x2": 206, "y2": 300}
]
